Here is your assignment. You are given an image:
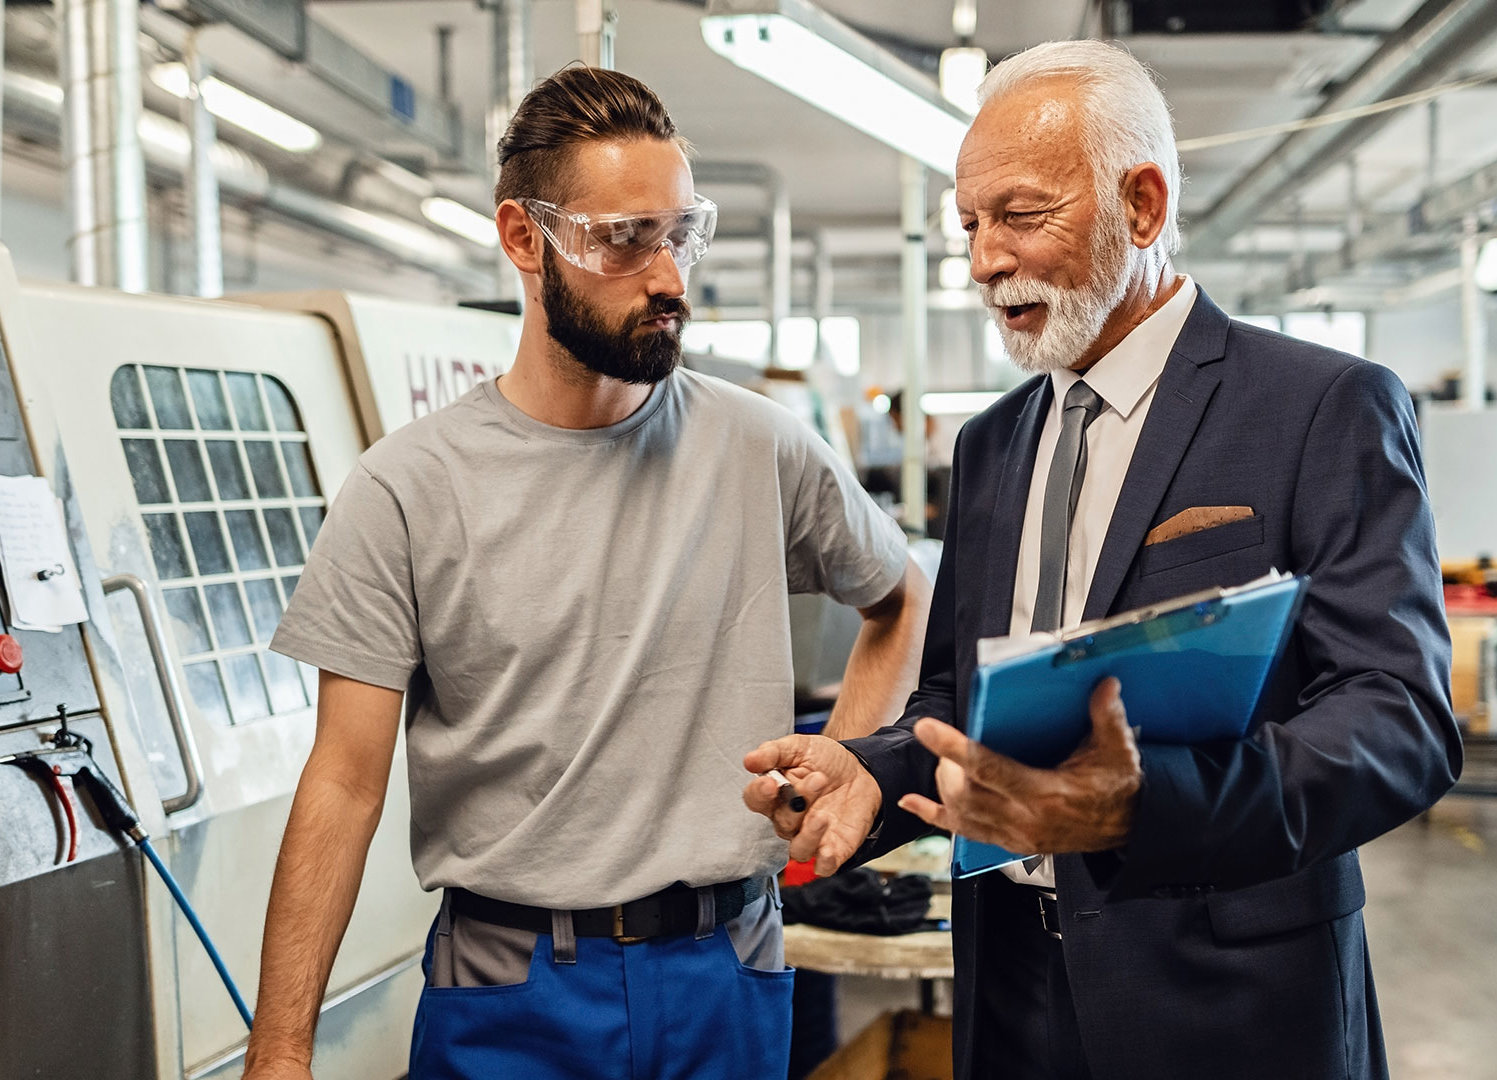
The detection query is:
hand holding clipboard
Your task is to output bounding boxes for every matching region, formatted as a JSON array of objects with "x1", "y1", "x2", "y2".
[{"x1": 913, "y1": 571, "x2": 1308, "y2": 878}]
